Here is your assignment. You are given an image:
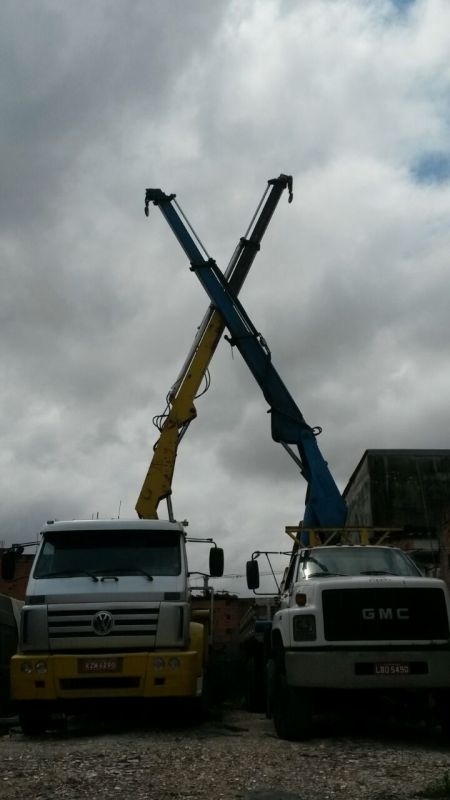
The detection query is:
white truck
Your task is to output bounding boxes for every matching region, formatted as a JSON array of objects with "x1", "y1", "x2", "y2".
[
  {"x1": 137, "y1": 176, "x2": 450, "y2": 739},
  {"x1": 4, "y1": 518, "x2": 223, "y2": 734},
  {"x1": 247, "y1": 538, "x2": 450, "y2": 739}
]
